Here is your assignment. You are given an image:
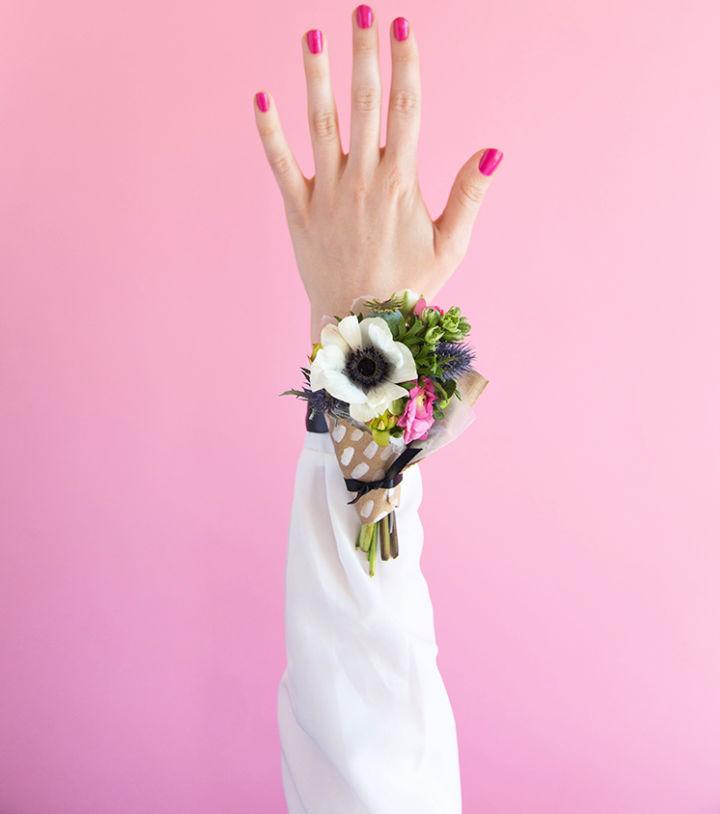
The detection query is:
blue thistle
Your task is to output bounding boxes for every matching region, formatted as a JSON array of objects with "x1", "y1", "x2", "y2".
[
  {"x1": 281, "y1": 368, "x2": 351, "y2": 420},
  {"x1": 436, "y1": 341, "x2": 475, "y2": 379}
]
